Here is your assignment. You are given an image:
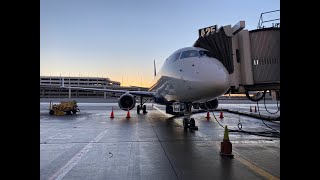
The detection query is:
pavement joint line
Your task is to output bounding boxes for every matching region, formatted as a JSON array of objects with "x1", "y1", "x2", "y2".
[
  {"x1": 147, "y1": 114, "x2": 180, "y2": 180},
  {"x1": 48, "y1": 128, "x2": 109, "y2": 180},
  {"x1": 42, "y1": 132, "x2": 62, "y2": 144},
  {"x1": 40, "y1": 139, "x2": 279, "y2": 145},
  {"x1": 152, "y1": 105, "x2": 169, "y2": 116},
  {"x1": 256, "y1": 143, "x2": 281, "y2": 157},
  {"x1": 153, "y1": 106, "x2": 184, "y2": 128}
]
